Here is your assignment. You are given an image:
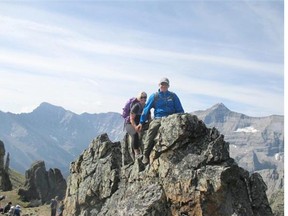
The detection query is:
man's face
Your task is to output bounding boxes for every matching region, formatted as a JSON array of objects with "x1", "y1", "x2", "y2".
[{"x1": 159, "y1": 82, "x2": 169, "y2": 92}]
